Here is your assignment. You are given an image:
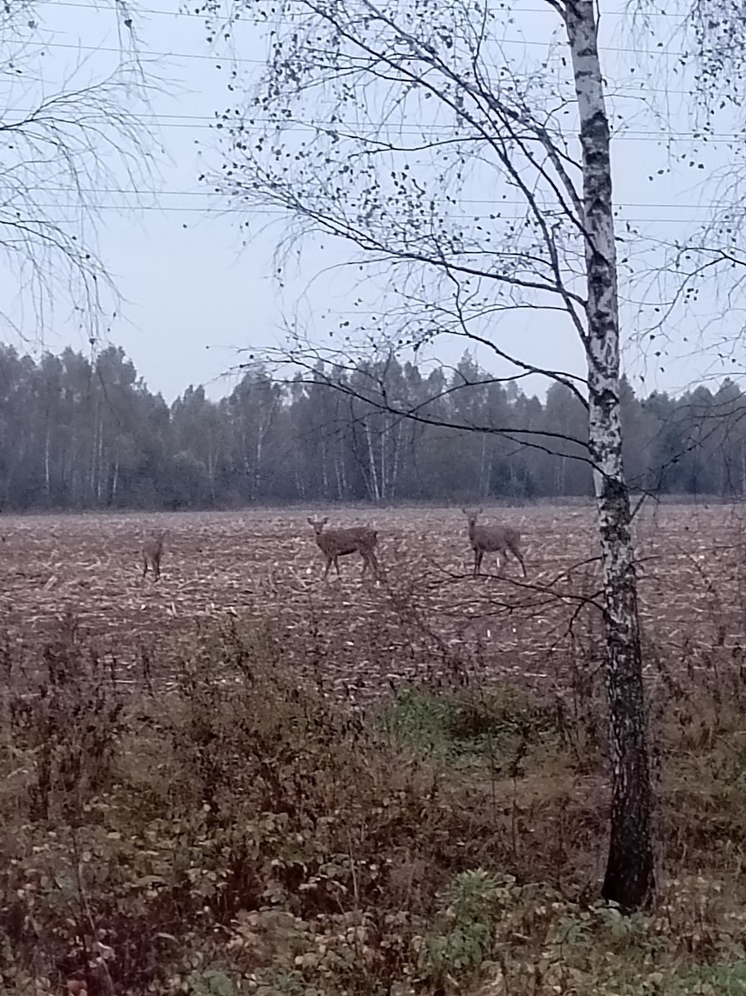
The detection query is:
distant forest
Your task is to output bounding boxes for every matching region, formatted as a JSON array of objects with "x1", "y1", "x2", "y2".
[{"x1": 0, "y1": 344, "x2": 743, "y2": 510}]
